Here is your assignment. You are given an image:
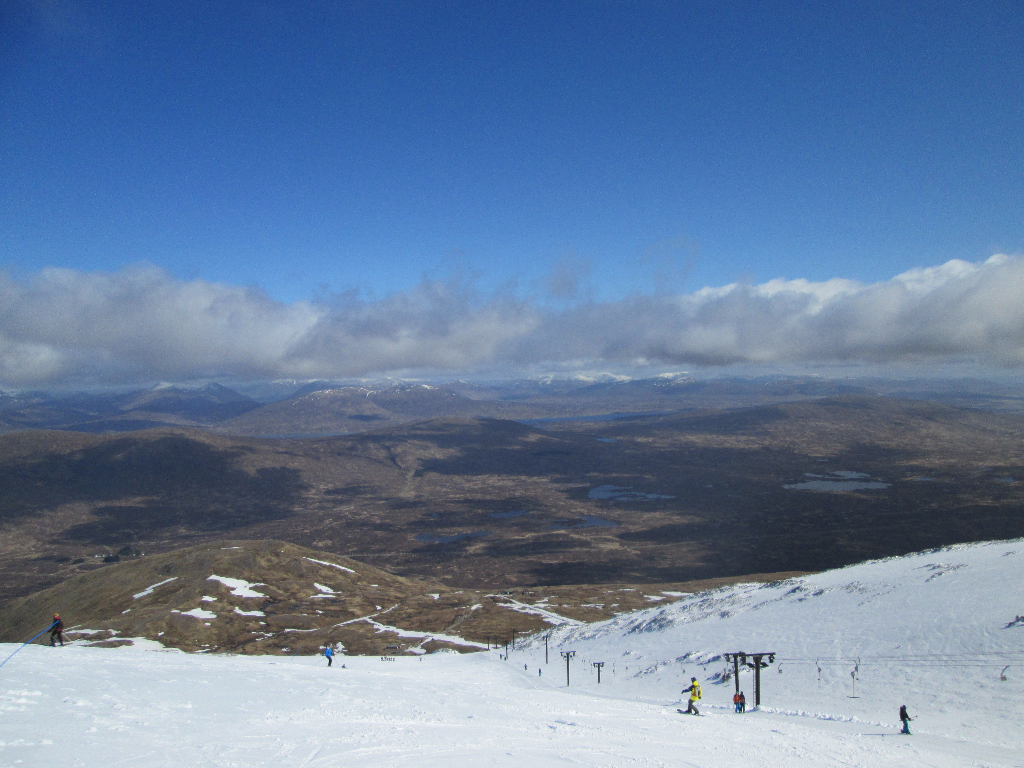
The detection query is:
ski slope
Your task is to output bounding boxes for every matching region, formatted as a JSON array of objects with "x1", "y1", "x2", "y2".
[{"x1": 1, "y1": 540, "x2": 1022, "y2": 767}]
